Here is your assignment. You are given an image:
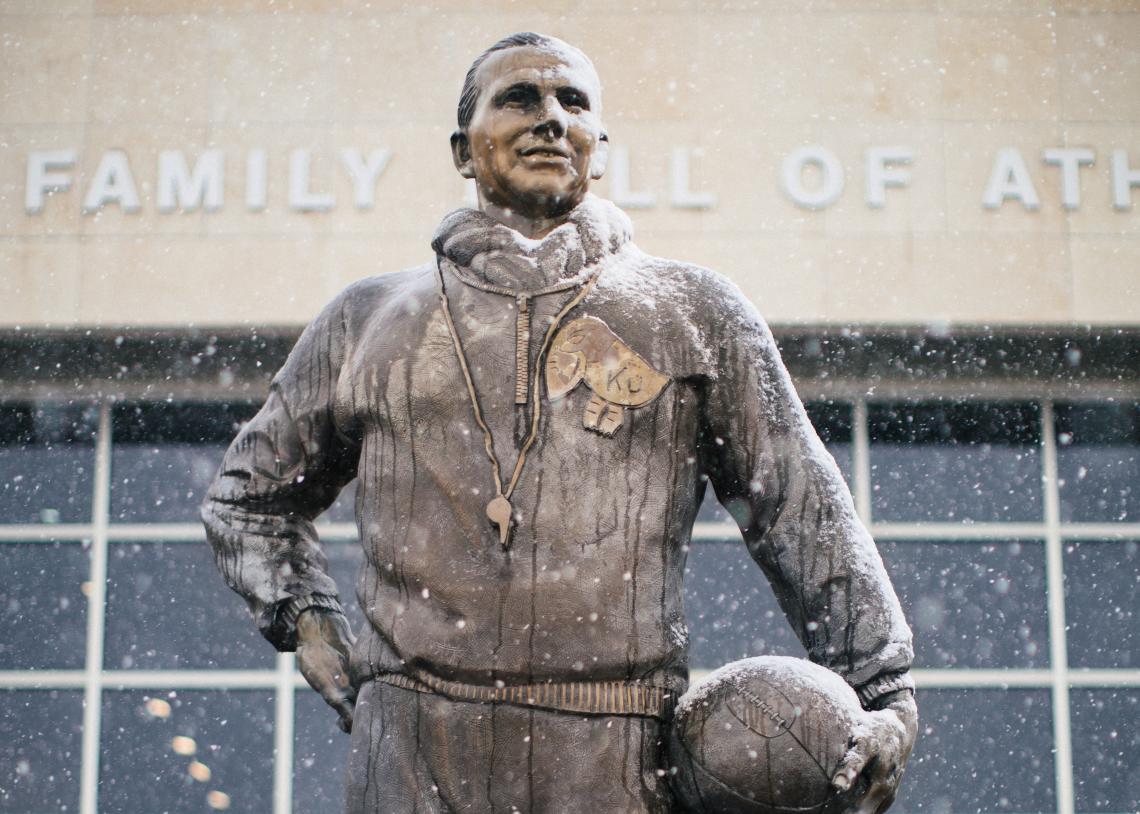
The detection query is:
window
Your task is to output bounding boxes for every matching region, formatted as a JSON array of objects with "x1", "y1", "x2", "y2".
[
  {"x1": 0, "y1": 402, "x2": 97, "y2": 525},
  {"x1": 98, "y1": 690, "x2": 275, "y2": 814},
  {"x1": 685, "y1": 395, "x2": 1140, "y2": 814},
  {"x1": 1055, "y1": 403, "x2": 1140, "y2": 523},
  {"x1": 110, "y1": 402, "x2": 257, "y2": 524},
  {"x1": 0, "y1": 542, "x2": 89, "y2": 670},
  {"x1": 869, "y1": 401, "x2": 1042, "y2": 523},
  {"x1": 879, "y1": 539, "x2": 1048, "y2": 669},
  {"x1": 0, "y1": 690, "x2": 83, "y2": 813},
  {"x1": 2, "y1": 393, "x2": 1137, "y2": 814}
]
